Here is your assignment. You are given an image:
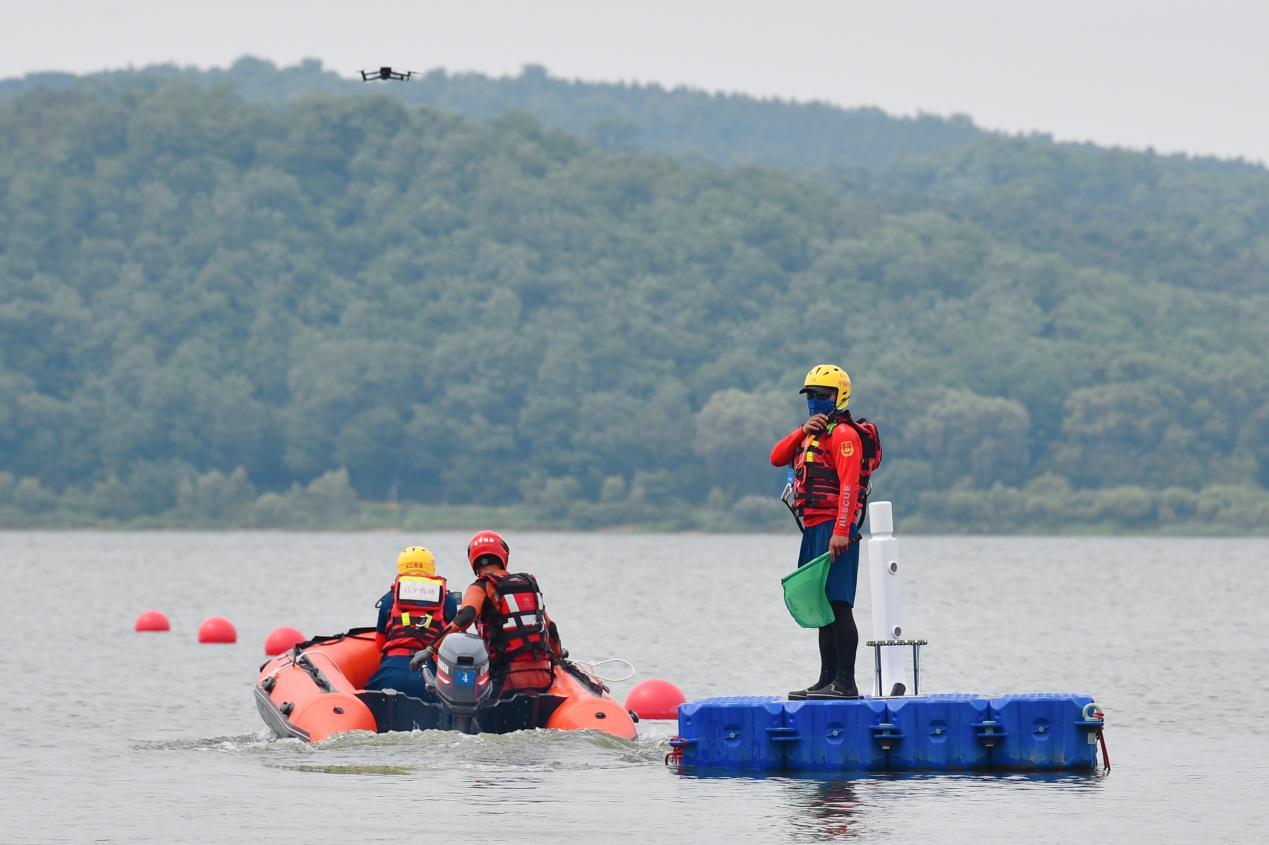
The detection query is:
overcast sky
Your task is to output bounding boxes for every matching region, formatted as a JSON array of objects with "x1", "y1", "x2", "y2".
[{"x1": 4, "y1": 0, "x2": 1266, "y2": 164}]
